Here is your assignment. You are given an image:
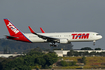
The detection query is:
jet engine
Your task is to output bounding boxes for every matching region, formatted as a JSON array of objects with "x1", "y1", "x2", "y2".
[{"x1": 59, "y1": 39, "x2": 68, "y2": 44}]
